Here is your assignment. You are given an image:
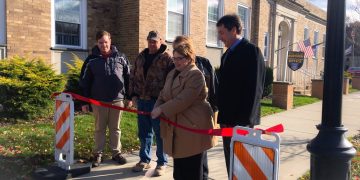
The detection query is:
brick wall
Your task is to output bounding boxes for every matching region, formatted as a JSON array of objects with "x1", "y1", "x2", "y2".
[
  {"x1": 87, "y1": 0, "x2": 120, "y2": 50},
  {"x1": 6, "y1": 0, "x2": 51, "y2": 63},
  {"x1": 138, "y1": 0, "x2": 166, "y2": 58},
  {"x1": 118, "y1": 0, "x2": 139, "y2": 63},
  {"x1": 272, "y1": 82, "x2": 293, "y2": 110}
]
